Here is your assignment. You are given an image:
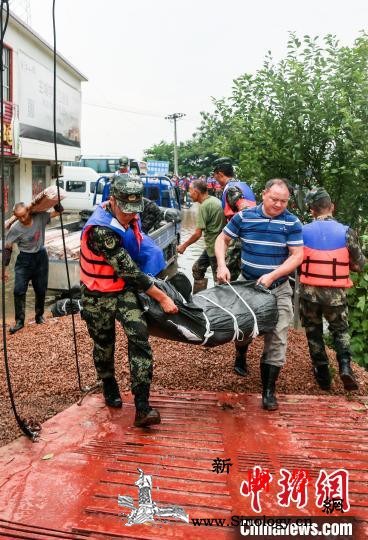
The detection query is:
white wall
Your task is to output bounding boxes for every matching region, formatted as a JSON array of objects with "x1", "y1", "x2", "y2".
[{"x1": 4, "y1": 14, "x2": 86, "y2": 205}]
